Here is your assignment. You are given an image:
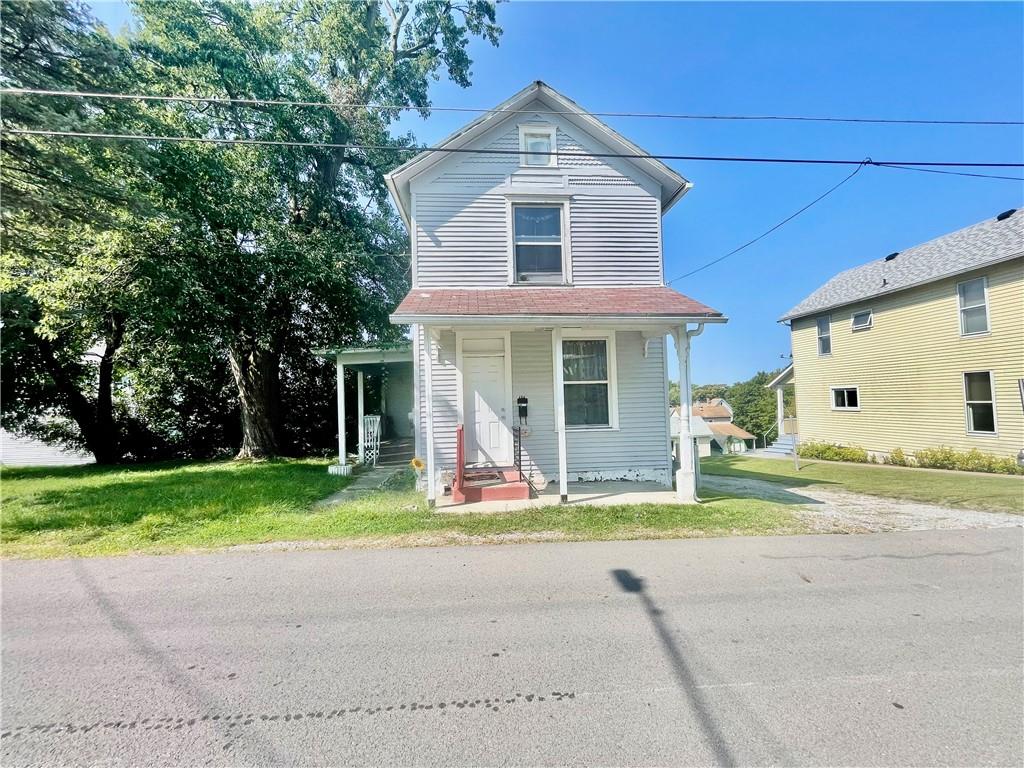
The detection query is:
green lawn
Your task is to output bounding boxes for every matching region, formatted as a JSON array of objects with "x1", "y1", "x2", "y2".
[
  {"x1": 702, "y1": 455, "x2": 1024, "y2": 514},
  {"x1": 1, "y1": 460, "x2": 804, "y2": 559}
]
